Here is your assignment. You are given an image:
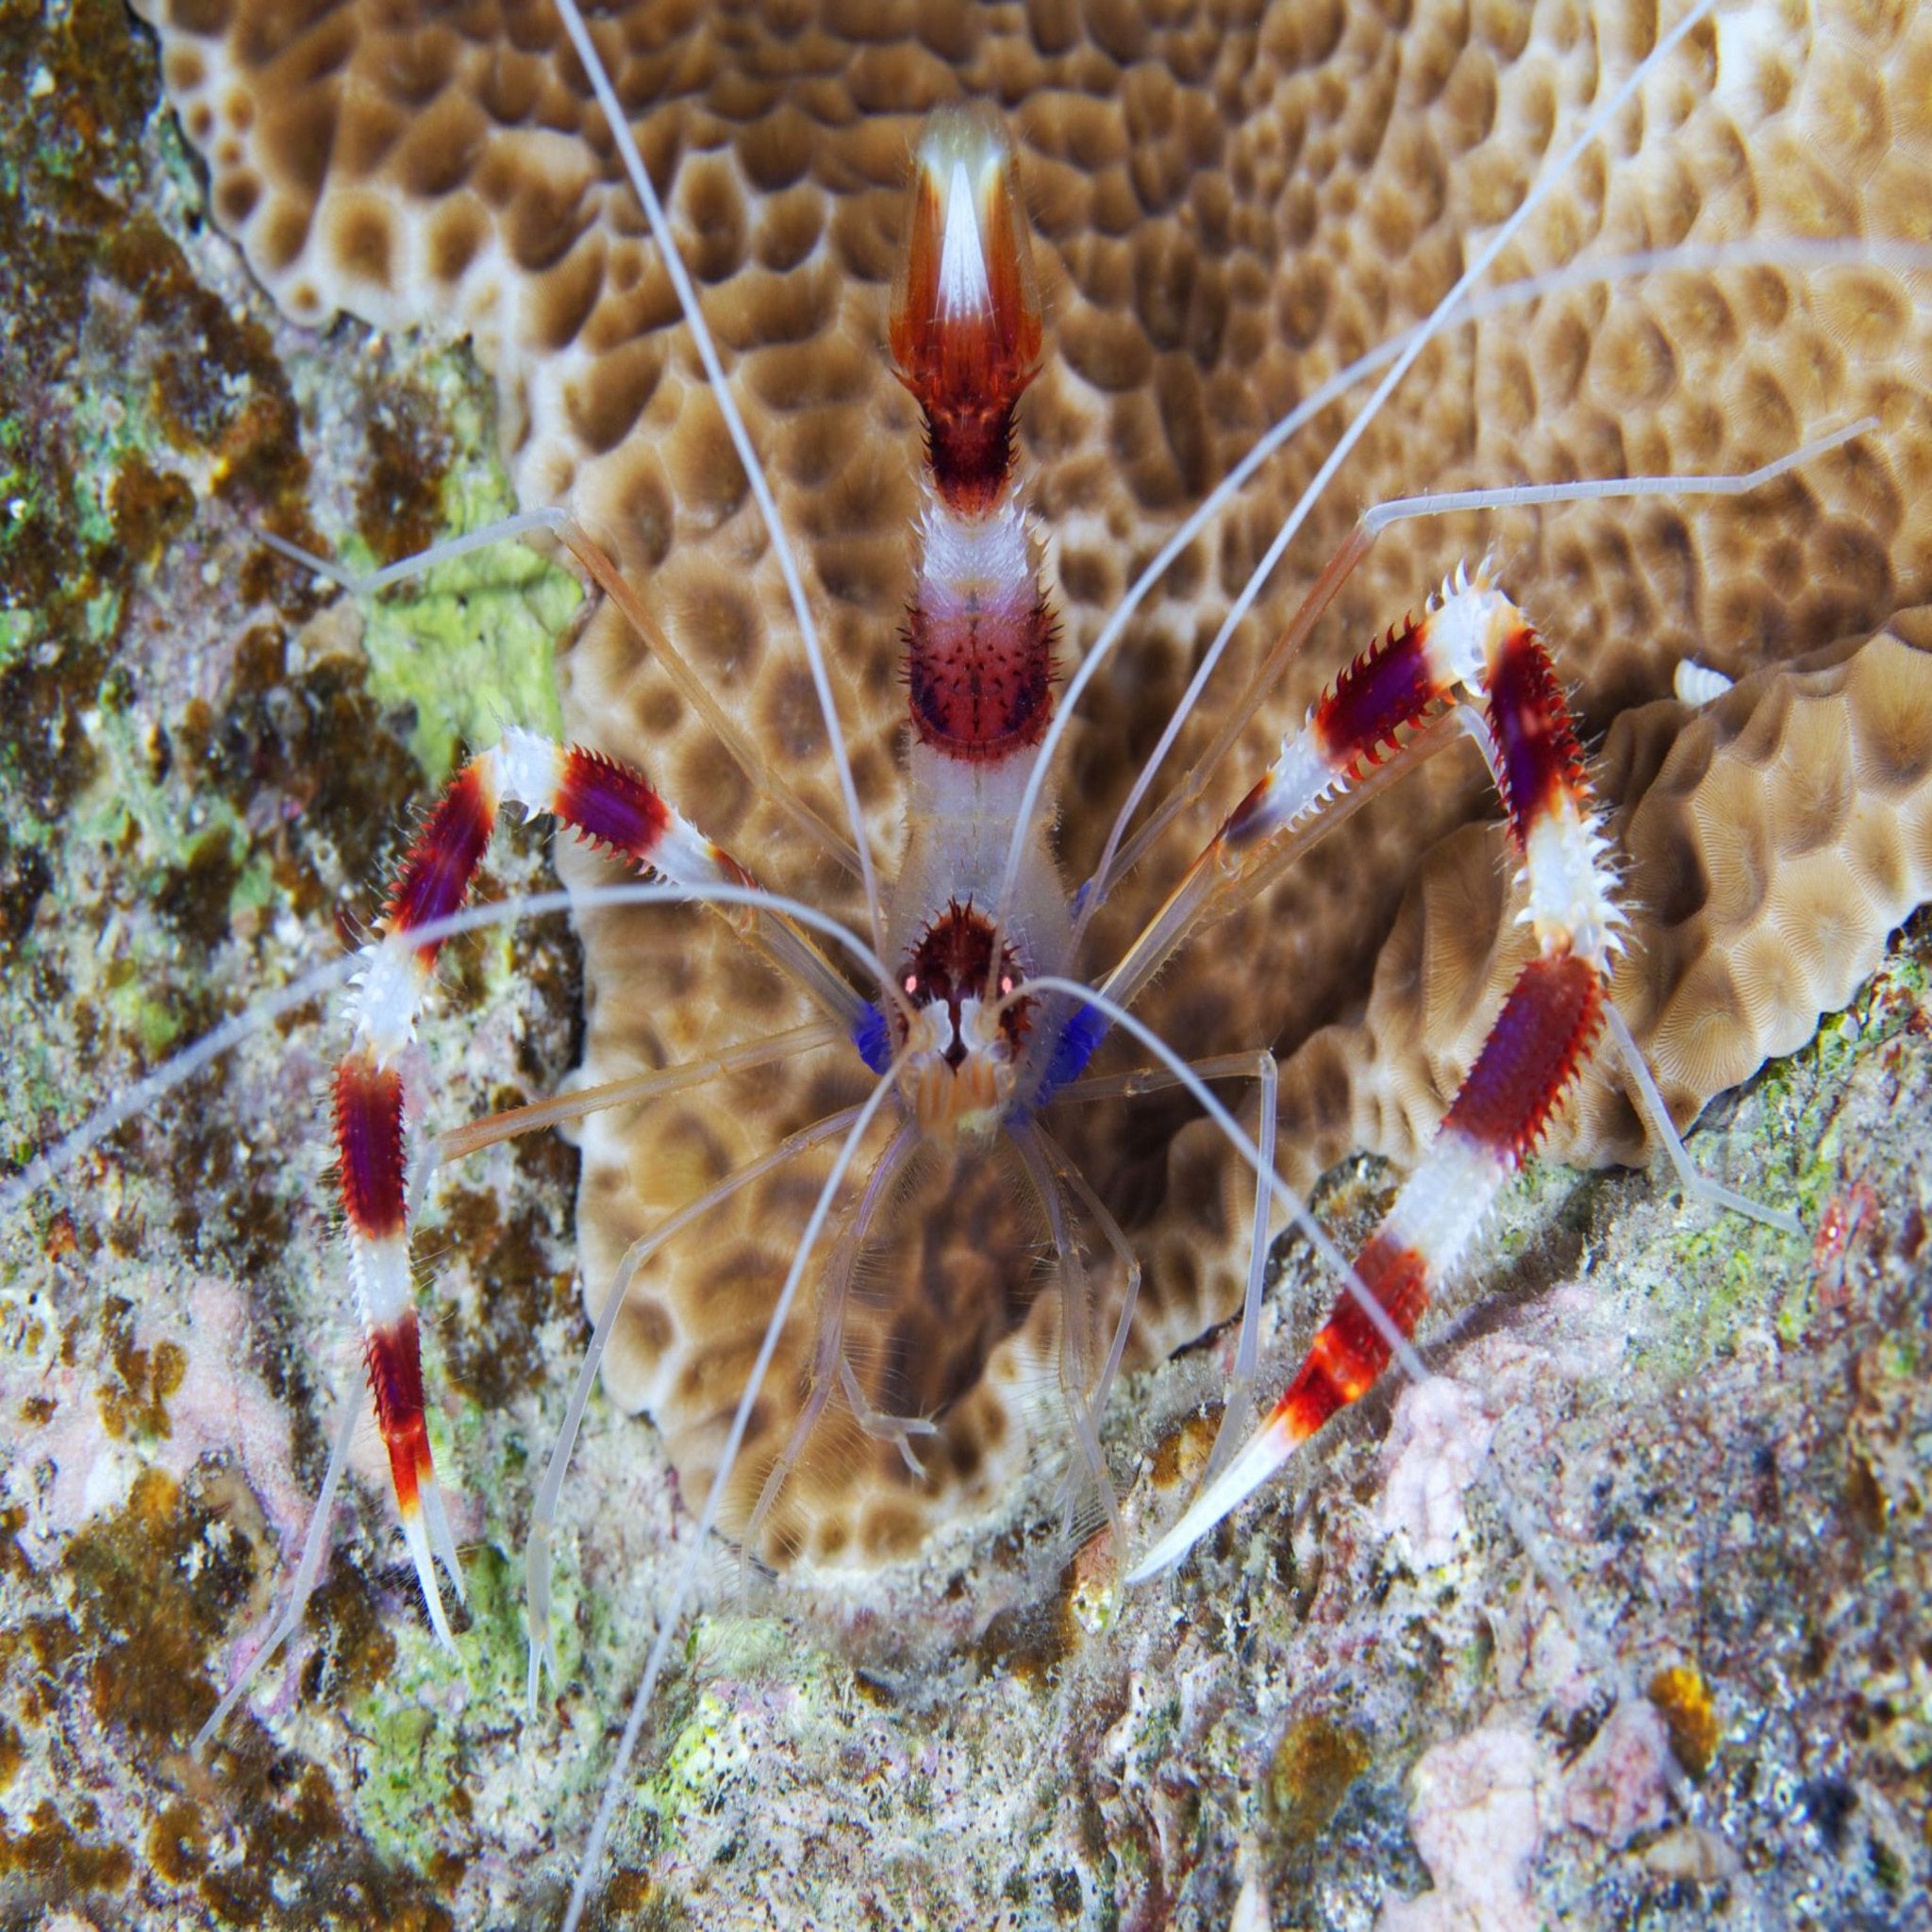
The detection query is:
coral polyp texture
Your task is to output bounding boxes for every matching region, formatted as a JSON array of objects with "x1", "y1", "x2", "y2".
[{"x1": 0, "y1": 0, "x2": 1927, "y2": 1924}]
